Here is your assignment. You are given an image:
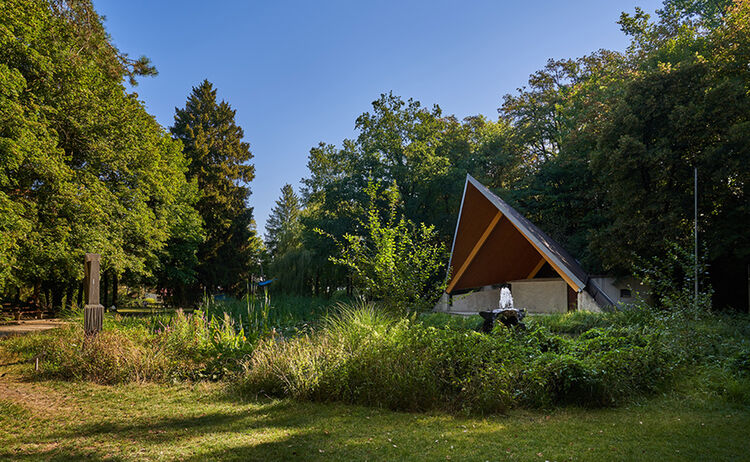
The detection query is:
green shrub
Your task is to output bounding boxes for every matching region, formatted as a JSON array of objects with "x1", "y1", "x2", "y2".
[
  {"x1": 323, "y1": 180, "x2": 448, "y2": 314},
  {"x1": 528, "y1": 311, "x2": 616, "y2": 335},
  {"x1": 237, "y1": 304, "x2": 677, "y2": 413}
]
